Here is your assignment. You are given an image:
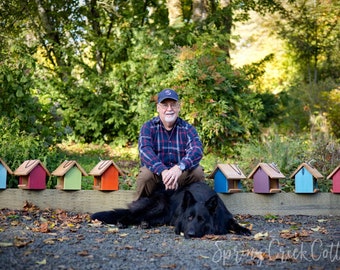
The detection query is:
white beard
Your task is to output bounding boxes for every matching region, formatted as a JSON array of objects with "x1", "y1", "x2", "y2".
[{"x1": 164, "y1": 114, "x2": 177, "y2": 123}]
